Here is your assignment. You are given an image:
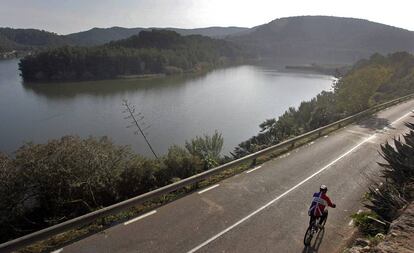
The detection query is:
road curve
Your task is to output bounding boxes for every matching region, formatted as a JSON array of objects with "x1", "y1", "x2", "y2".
[{"x1": 60, "y1": 99, "x2": 414, "y2": 253}]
